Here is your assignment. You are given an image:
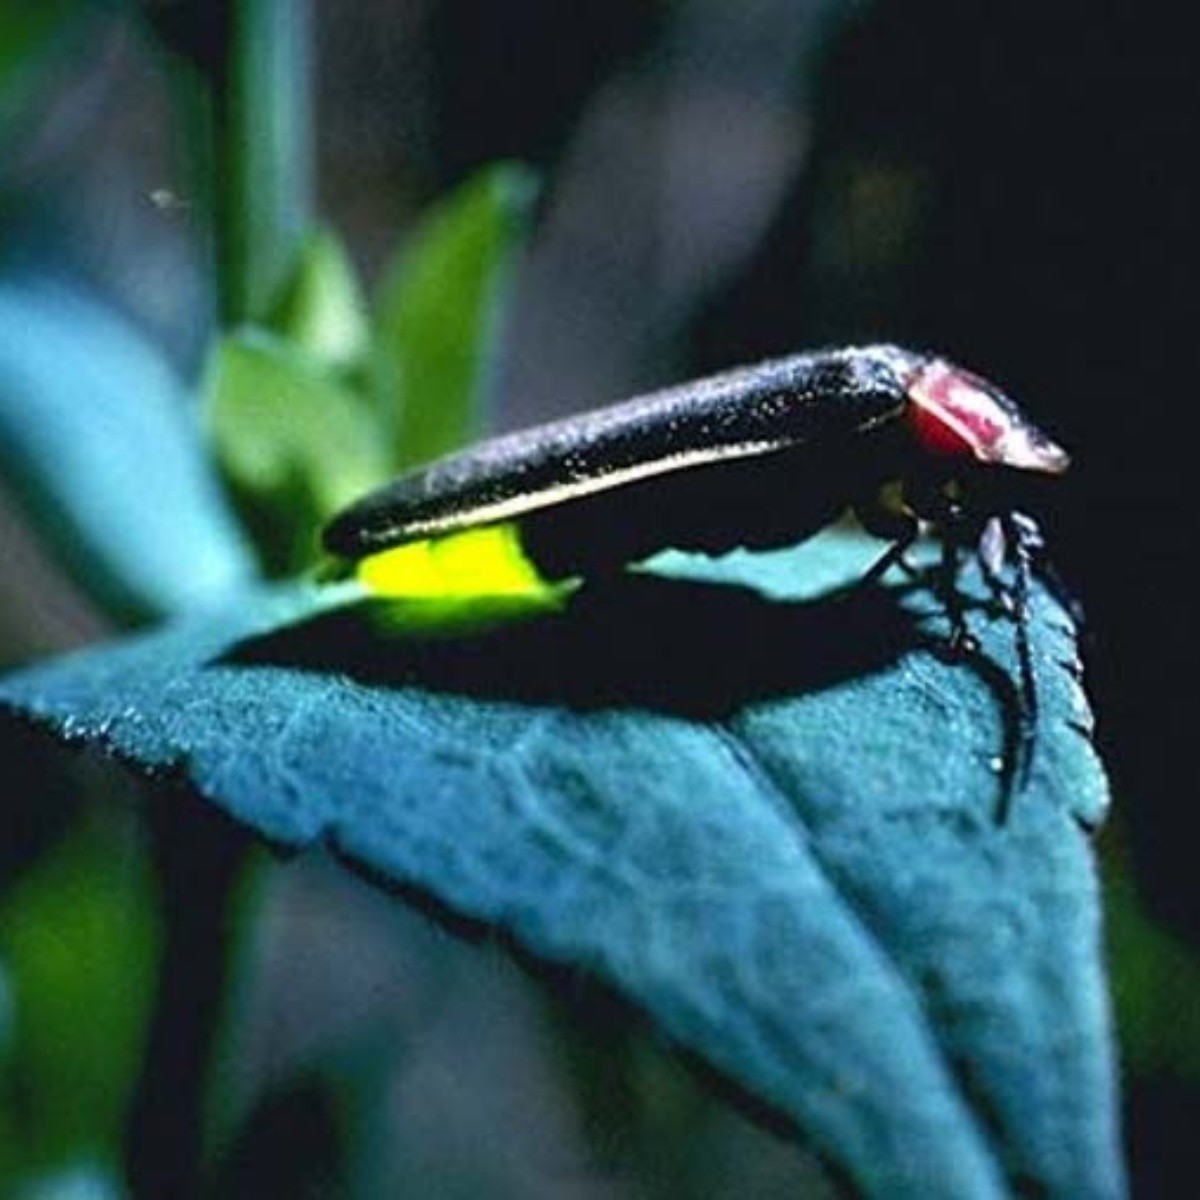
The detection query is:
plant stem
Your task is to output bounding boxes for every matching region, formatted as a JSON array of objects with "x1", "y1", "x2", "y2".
[
  {"x1": 215, "y1": 0, "x2": 313, "y2": 326},
  {"x1": 124, "y1": 790, "x2": 258, "y2": 1200}
]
